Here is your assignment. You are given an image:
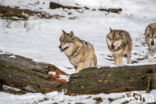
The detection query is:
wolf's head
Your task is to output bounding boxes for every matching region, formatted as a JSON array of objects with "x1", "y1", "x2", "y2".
[
  {"x1": 146, "y1": 26, "x2": 156, "y2": 46},
  {"x1": 59, "y1": 30, "x2": 76, "y2": 56},
  {"x1": 106, "y1": 28, "x2": 124, "y2": 52}
]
